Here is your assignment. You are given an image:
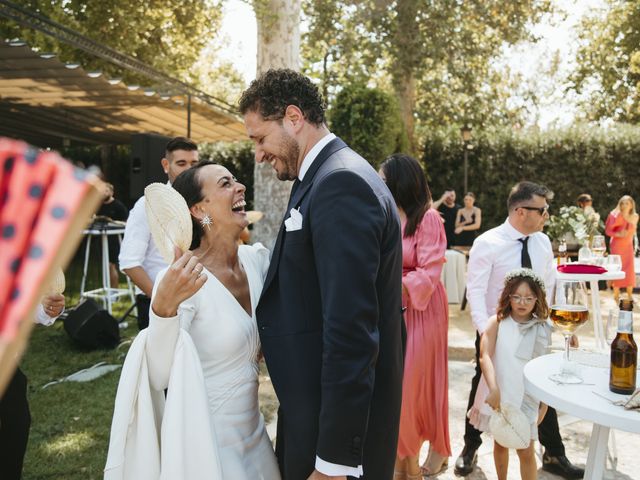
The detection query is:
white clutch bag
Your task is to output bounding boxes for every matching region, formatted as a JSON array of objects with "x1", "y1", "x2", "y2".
[{"x1": 489, "y1": 403, "x2": 531, "y2": 449}]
